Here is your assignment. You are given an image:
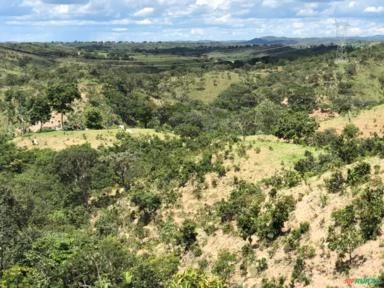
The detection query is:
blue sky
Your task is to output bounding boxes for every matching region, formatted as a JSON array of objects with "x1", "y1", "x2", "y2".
[{"x1": 1, "y1": 0, "x2": 384, "y2": 41}]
